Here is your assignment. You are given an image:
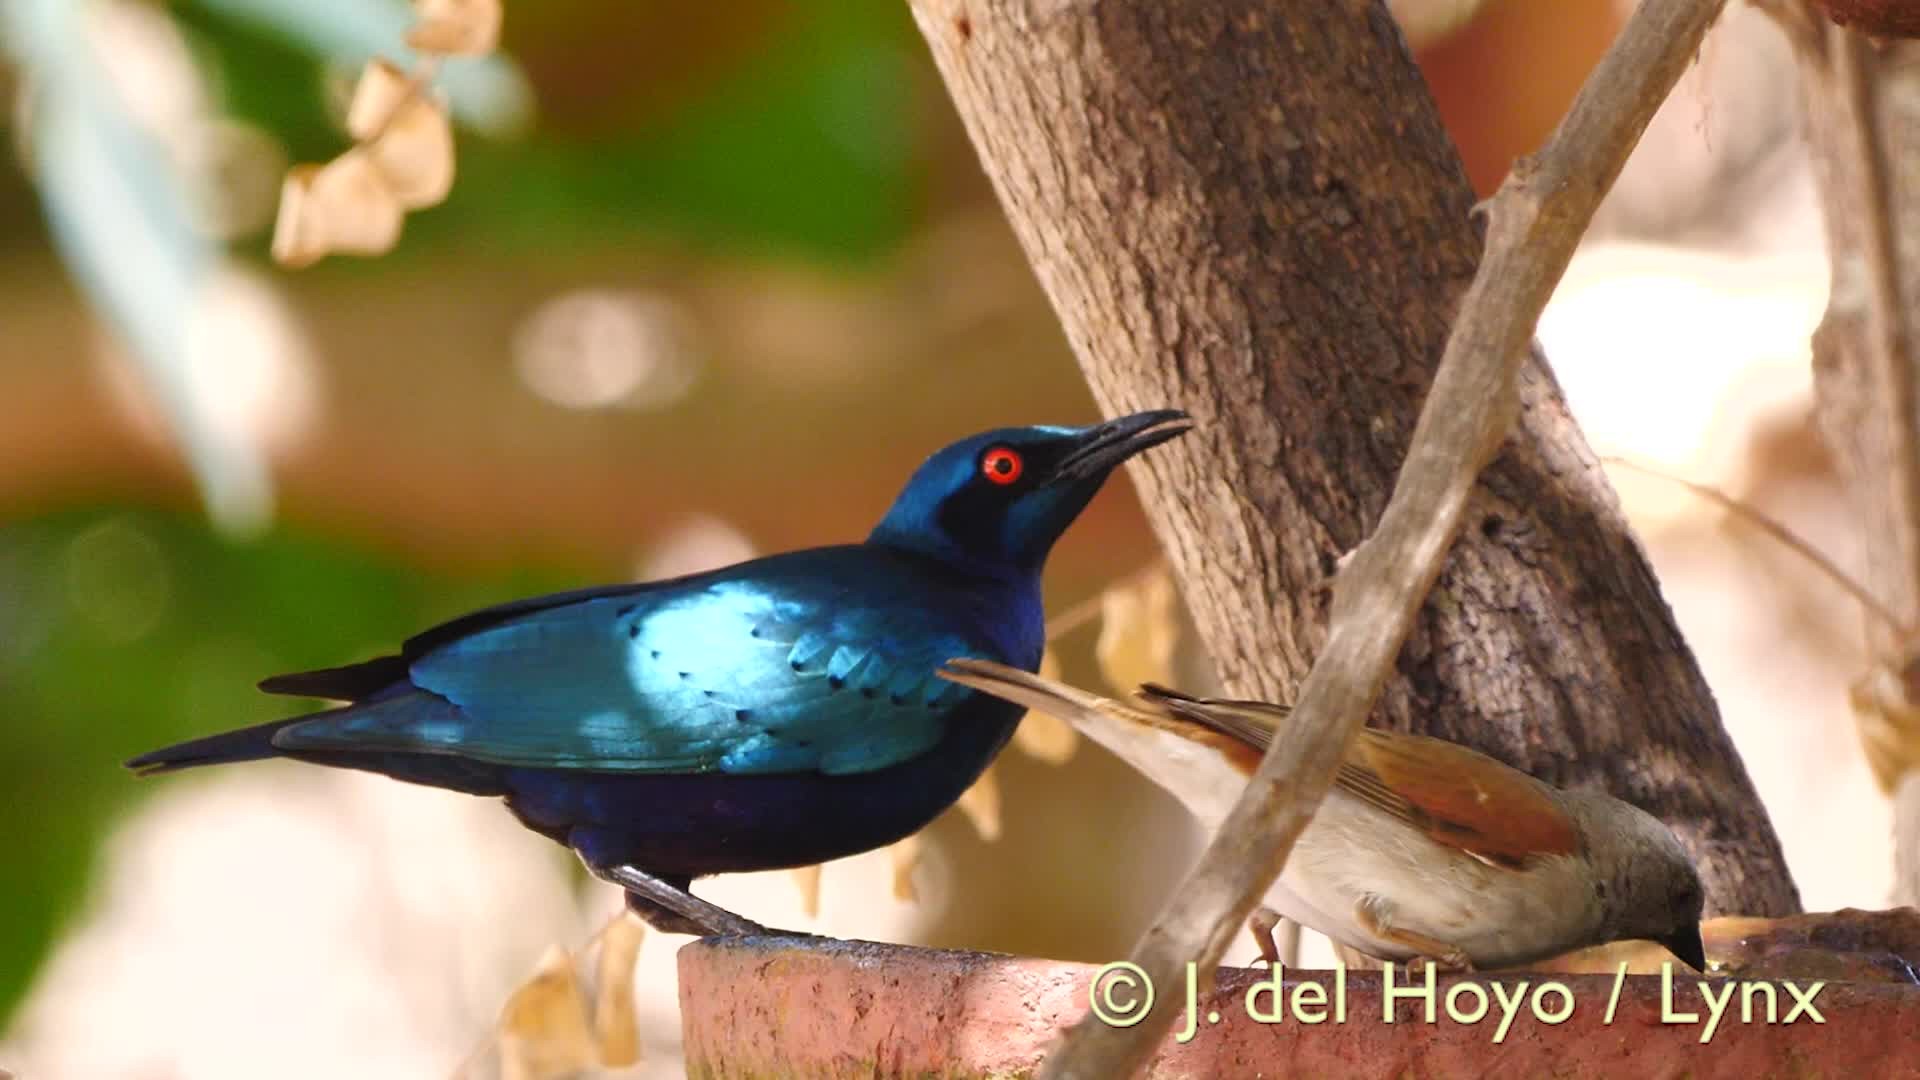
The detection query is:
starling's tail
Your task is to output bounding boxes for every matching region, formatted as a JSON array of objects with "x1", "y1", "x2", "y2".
[
  {"x1": 127, "y1": 704, "x2": 511, "y2": 797},
  {"x1": 125, "y1": 717, "x2": 305, "y2": 776}
]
